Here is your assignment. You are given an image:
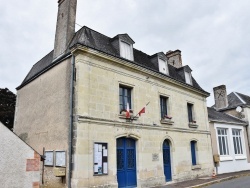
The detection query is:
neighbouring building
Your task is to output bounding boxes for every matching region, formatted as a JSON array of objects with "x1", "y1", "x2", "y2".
[
  {"x1": 0, "y1": 122, "x2": 41, "y2": 188},
  {"x1": 209, "y1": 85, "x2": 250, "y2": 174},
  {"x1": 13, "y1": 0, "x2": 214, "y2": 187},
  {"x1": 208, "y1": 107, "x2": 250, "y2": 174},
  {"x1": 212, "y1": 85, "x2": 250, "y2": 147}
]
